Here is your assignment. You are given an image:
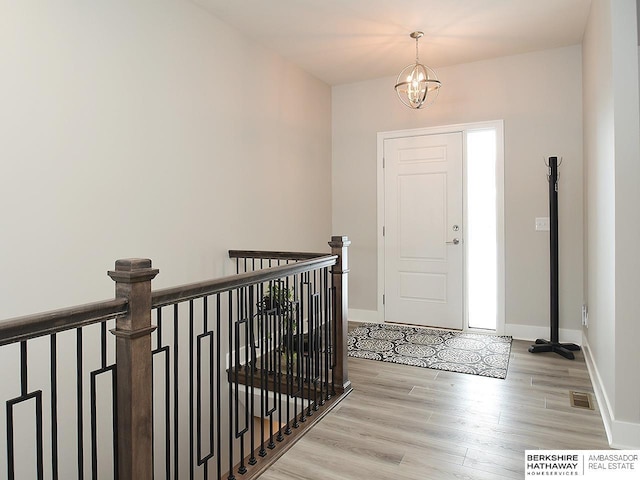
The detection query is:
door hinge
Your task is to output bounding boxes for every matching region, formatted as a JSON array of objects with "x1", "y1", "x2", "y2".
[
  {"x1": 382, "y1": 157, "x2": 385, "y2": 168},
  {"x1": 383, "y1": 226, "x2": 385, "y2": 236},
  {"x1": 383, "y1": 294, "x2": 385, "y2": 305}
]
